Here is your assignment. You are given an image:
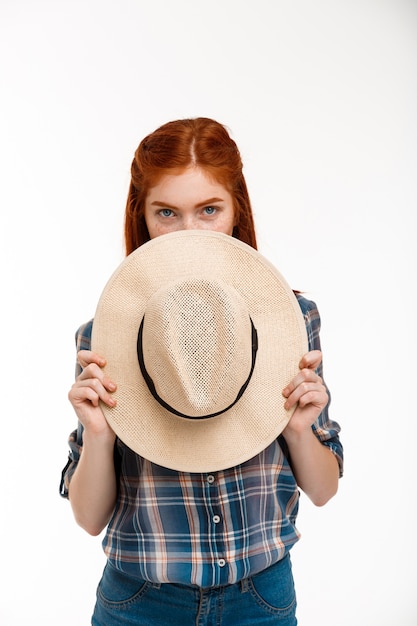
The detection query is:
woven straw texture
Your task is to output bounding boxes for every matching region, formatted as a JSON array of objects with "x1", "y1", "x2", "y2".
[
  {"x1": 142, "y1": 279, "x2": 252, "y2": 417},
  {"x1": 91, "y1": 230, "x2": 308, "y2": 472}
]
